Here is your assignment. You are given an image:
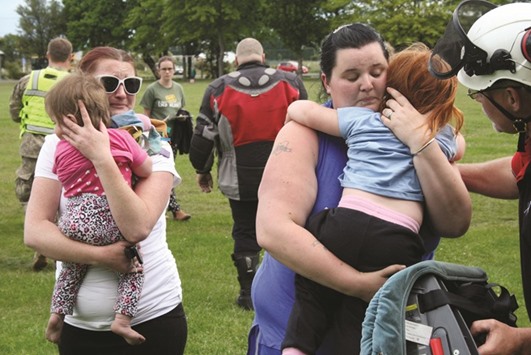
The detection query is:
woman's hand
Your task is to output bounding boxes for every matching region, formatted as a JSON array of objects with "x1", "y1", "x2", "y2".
[
  {"x1": 381, "y1": 89, "x2": 471, "y2": 237},
  {"x1": 98, "y1": 240, "x2": 137, "y2": 273},
  {"x1": 381, "y1": 87, "x2": 432, "y2": 153},
  {"x1": 61, "y1": 100, "x2": 112, "y2": 166},
  {"x1": 355, "y1": 264, "x2": 405, "y2": 302}
]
